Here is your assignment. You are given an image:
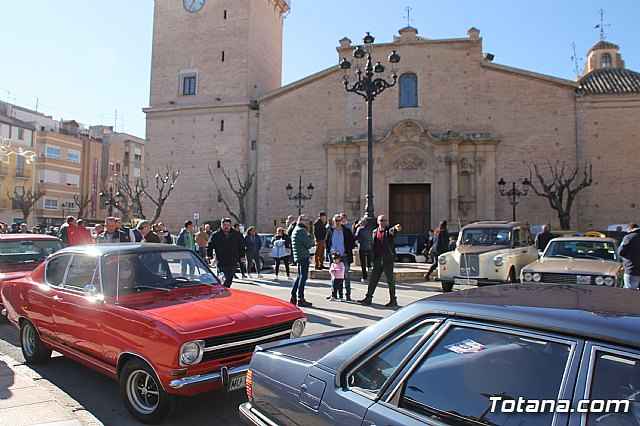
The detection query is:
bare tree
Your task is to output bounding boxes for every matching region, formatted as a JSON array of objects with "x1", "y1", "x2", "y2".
[
  {"x1": 207, "y1": 165, "x2": 255, "y2": 225},
  {"x1": 528, "y1": 160, "x2": 593, "y2": 230},
  {"x1": 73, "y1": 193, "x2": 92, "y2": 220},
  {"x1": 7, "y1": 185, "x2": 45, "y2": 224},
  {"x1": 116, "y1": 174, "x2": 147, "y2": 220},
  {"x1": 142, "y1": 167, "x2": 180, "y2": 224}
]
